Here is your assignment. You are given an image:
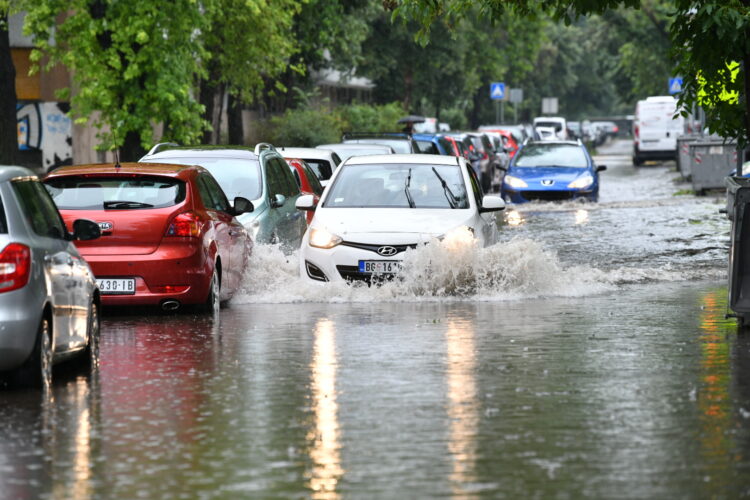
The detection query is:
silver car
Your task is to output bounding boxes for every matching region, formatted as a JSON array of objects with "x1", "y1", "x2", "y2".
[{"x1": 0, "y1": 166, "x2": 101, "y2": 389}]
